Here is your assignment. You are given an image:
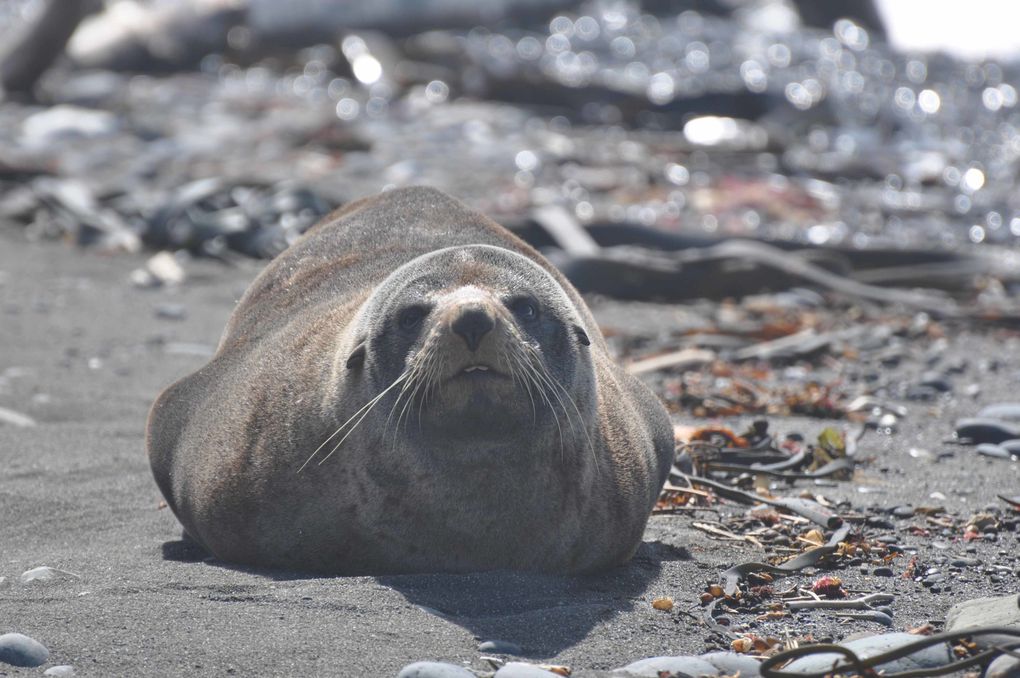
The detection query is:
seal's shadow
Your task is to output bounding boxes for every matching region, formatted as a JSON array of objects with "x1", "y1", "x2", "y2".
[
  {"x1": 377, "y1": 540, "x2": 688, "y2": 657},
  {"x1": 158, "y1": 537, "x2": 688, "y2": 657}
]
